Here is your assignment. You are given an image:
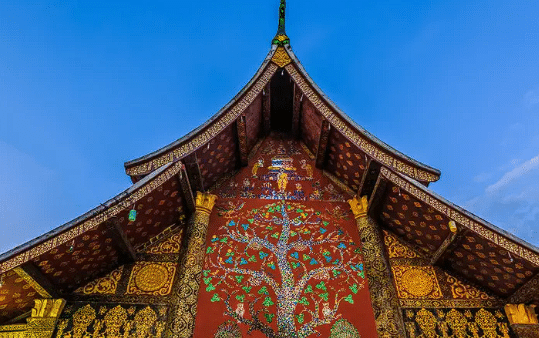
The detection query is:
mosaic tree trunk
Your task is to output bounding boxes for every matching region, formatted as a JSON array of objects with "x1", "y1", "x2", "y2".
[{"x1": 202, "y1": 200, "x2": 365, "y2": 338}]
